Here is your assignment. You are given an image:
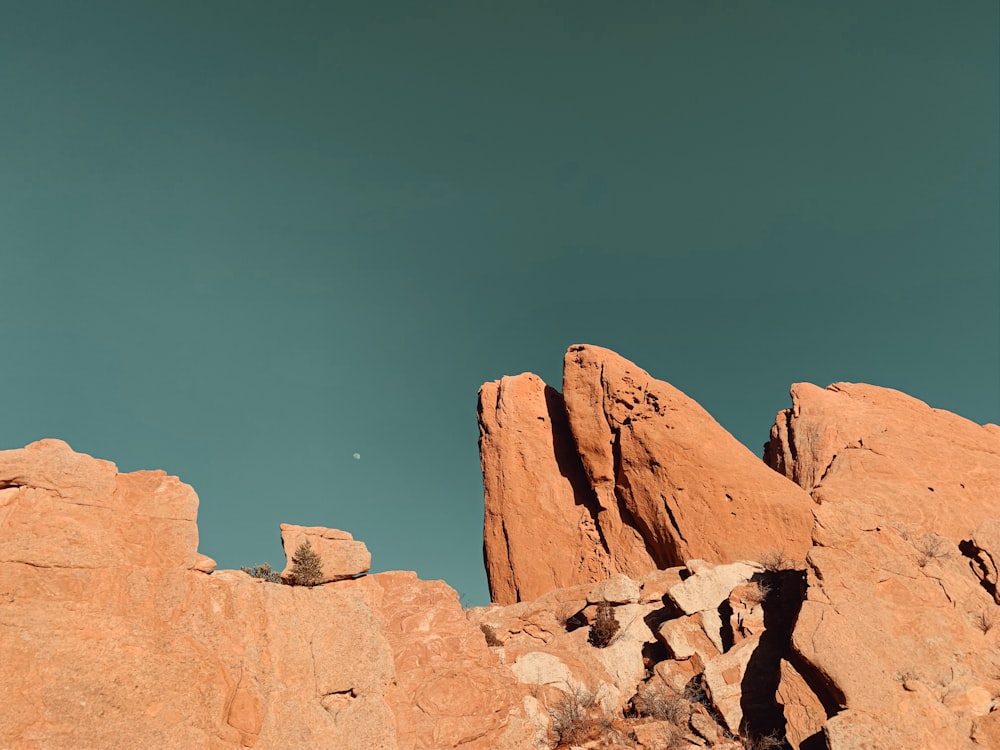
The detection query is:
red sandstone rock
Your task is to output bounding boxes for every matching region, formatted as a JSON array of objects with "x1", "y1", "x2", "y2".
[
  {"x1": 764, "y1": 382, "x2": 1000, "y2": 541},
  {"x1": 0, "y1": 441, "x2": 533, "y2": 750},
  {"x1": 0, "y1": 439, "x2": 201, "y2": 571},
  {"x1": 562, "y1": 345, "x2": 814, "y2": 574},
  {"x1": 356, "y1": 571, "x2": 533, "y2": 750},
  {"x1": 480, "y1": 345, "x2": 815, "y2": 604},
  {"x1": 775, "y1": 660, "x2": 826, "y2": 749},
  {"x1": 765, "y1": 383, "x2": 1000, "y2": 748},
  {"x1": 667, "y1": 560, "x2": 761, "y2": 615},
  {"x1": 968, "y1": 519, "x2": 1000, "y2": 604},
  {"x1": 278, "y1": 523, "x2": 371, "y2": 583},
  {"x1": 479, "y1": 373, "x2": 614, "y2": 605},
  {"x1": 6, "y1": 367, "x2": 998, "y2": 750}
]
